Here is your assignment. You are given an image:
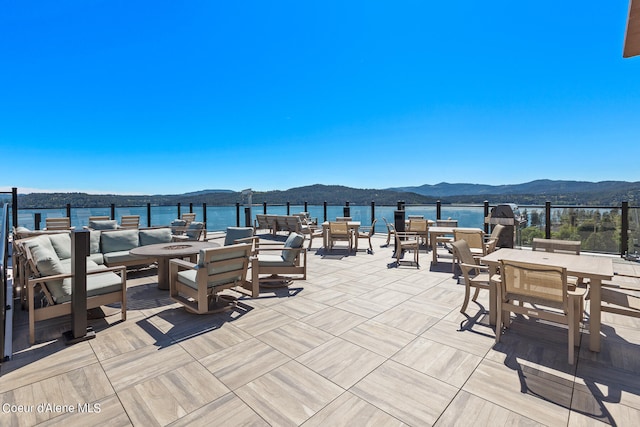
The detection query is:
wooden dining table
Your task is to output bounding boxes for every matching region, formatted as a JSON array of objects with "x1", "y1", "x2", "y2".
[{"x1": 481, "y1": 248, "x2": 614, "y2": 352}]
